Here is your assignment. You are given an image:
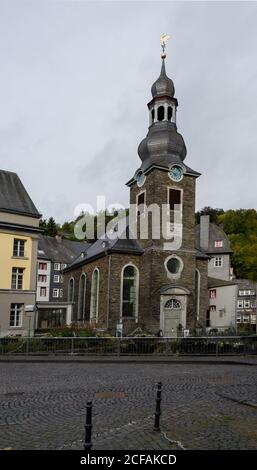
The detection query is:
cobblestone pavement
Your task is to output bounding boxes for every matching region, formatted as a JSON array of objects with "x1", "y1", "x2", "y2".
[{"x1": 0, "y1": 363, "x2": 257, "y2": 450}]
